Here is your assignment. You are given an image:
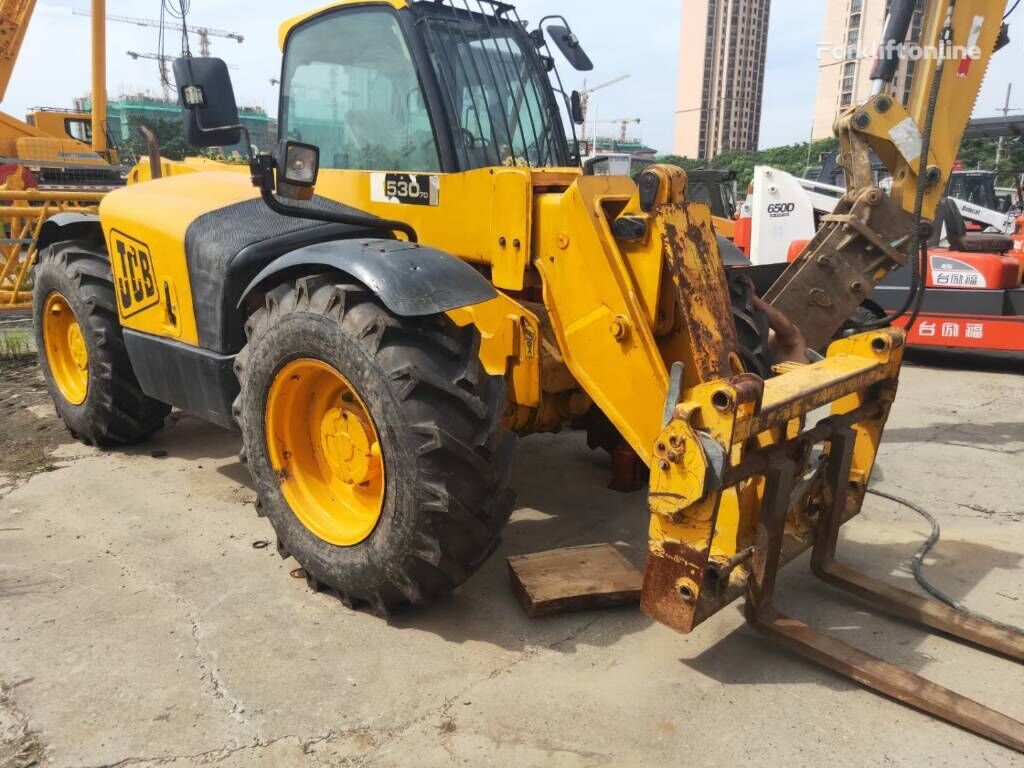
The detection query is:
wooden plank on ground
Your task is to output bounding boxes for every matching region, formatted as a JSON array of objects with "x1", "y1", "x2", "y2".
[{"x1": 507, "y1": 543, "x2": 643, "y2": 618}]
